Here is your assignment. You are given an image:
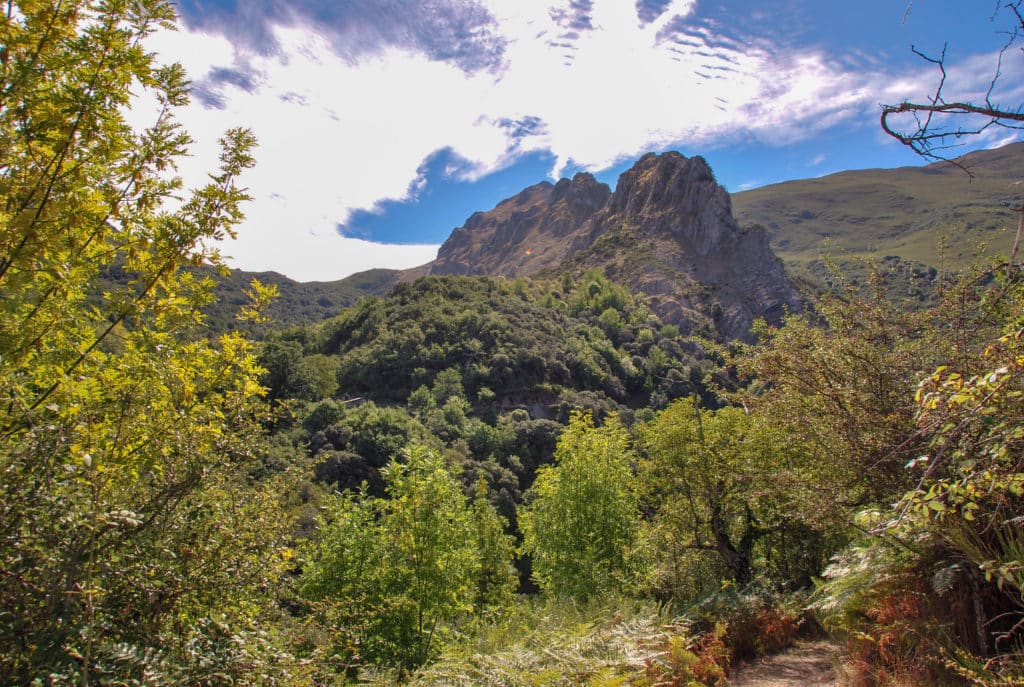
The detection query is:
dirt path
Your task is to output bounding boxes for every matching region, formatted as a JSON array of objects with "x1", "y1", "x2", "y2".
[{"x1": 727, "y1": 640, "x2": 842, "y2": 687}]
